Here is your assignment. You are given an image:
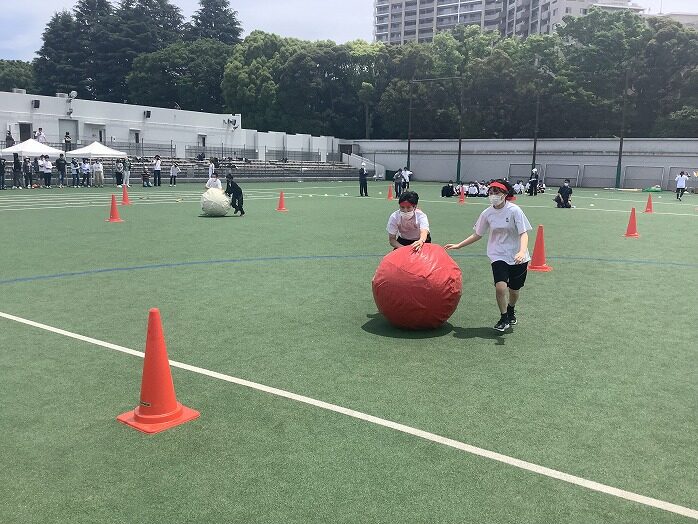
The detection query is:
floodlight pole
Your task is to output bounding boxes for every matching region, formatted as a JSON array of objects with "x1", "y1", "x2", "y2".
[
  {"x1": 407, "y1": 81, "x2": 413, "y2": 170},
  {"x1": 615, "y1": 69, "x2": 630, "y2": 189},
  {"x1": 532, "y1": 91, "x2": 540, "y2": 173},
  {"x1": 456, "y1": 77, "x2": 464, "y2": 184}
]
